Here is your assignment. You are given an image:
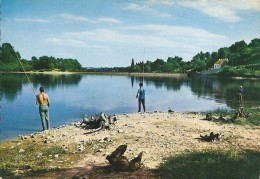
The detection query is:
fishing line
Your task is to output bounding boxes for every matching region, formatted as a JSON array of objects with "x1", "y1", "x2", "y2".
[
  {"x1": 2, "y1": 30, "x2": 37, "y2": 96},
  {"x1": 142, "y1": 47, "x2": 145, "y2": 83}
]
